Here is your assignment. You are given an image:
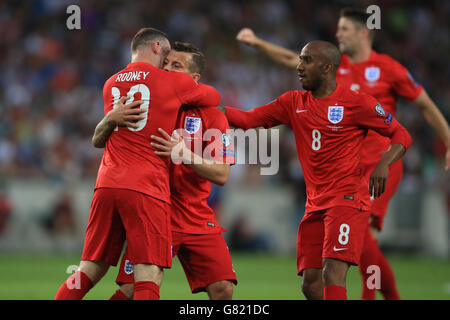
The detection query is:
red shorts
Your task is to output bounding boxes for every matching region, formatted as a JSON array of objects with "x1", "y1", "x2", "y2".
[
  {"x1": 365, "y1": 159, "x2": 403, "y2": 230},
  {"x1": 81, "y1": 188, "x2": 172, "y2": 268},
  {"x1": 296, "y1": 206, "x2": 370, "y2": 276},
  {"x1": 116, "y1": 231, "x2": 237, "y2": 293}
]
